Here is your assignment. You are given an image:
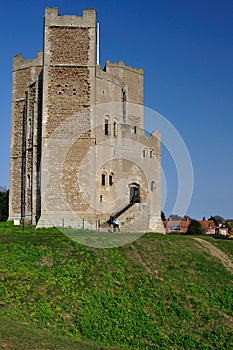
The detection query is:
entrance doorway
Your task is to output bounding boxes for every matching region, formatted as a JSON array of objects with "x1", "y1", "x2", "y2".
[{"x1": 129, "y1": 183, "x2": 140, "y2": 203}]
